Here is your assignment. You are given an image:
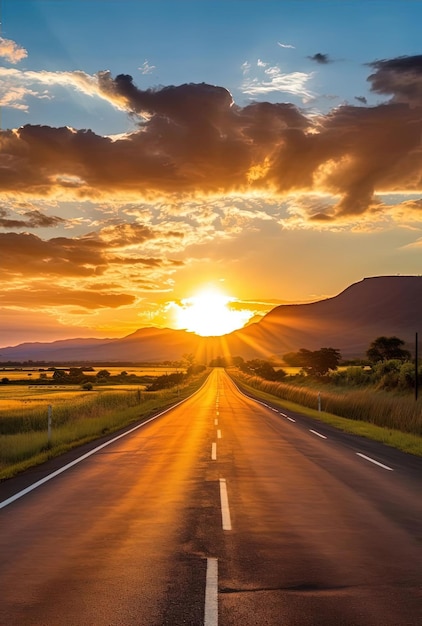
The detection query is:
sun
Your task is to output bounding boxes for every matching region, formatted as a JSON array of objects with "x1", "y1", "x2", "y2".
[{"x1": 174, "y1": 288, "x2": 253, "y2": 336}]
